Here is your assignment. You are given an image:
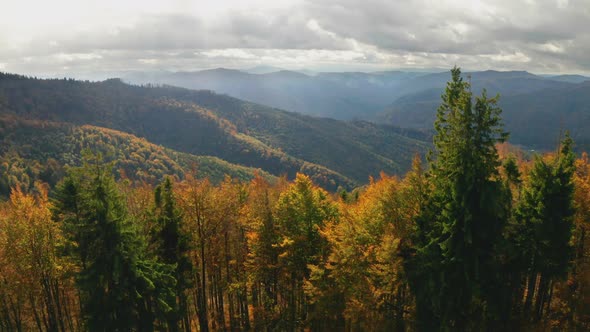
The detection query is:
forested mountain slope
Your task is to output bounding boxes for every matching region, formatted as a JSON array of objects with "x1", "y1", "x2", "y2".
[
  {"x1": 0, "y1": 115, "x2": 276, "y2": 196},
  {"x1": 0, "y1": 73, "x2": 429, "y2": 190}
]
